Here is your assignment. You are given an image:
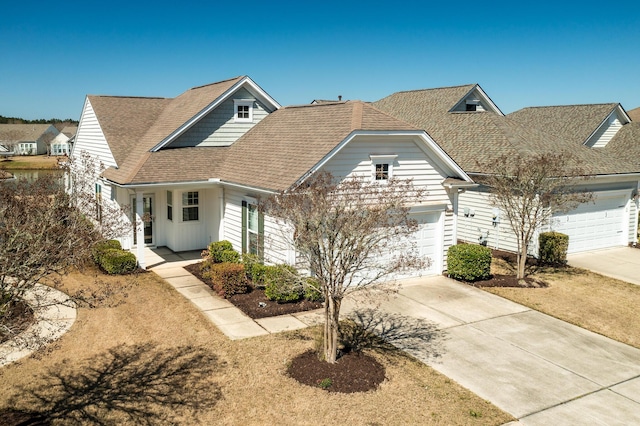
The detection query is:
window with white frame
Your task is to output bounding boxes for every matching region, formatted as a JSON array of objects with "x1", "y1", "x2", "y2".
[
  {"x1": 247, "y1": 203, "x2": 259, "y2": 255},
  {"x1": 370, "y1": 154, "x2": 397, "y2": 182},
  {"x1": 234, "y1": 99, "x2": 254, "y2": 123},
  {"x1": 182, "y1": 191, "x2": 199, "y2": 221},
  {"x1": 167, "y1": 190, "x2": 173, "y2": 221}
]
